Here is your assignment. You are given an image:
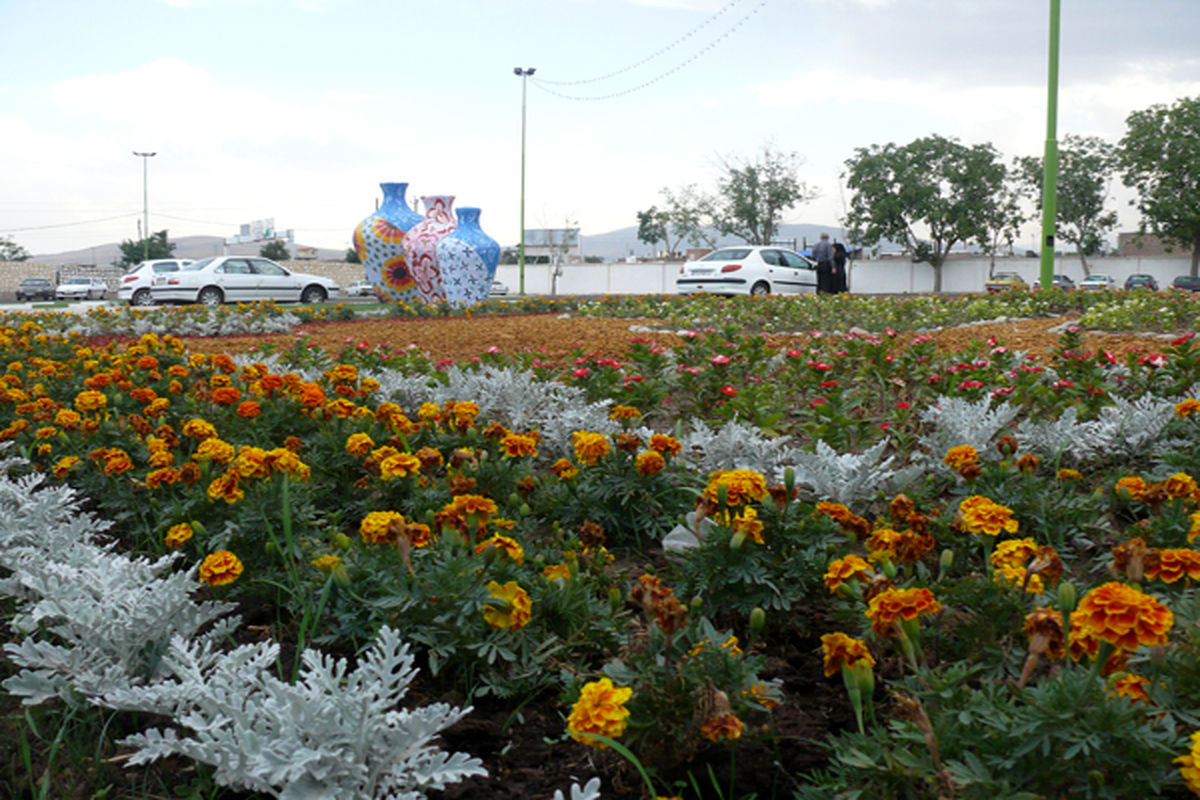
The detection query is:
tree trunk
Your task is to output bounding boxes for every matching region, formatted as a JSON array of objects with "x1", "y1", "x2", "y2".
[
  {"x1": 932, "y1": 261, "x2": 943, "y2": 294},
  {"x1": 1192, "y1": 236, "x2": 1200, "y2": 277},
  {"x1": 1078, "y1": 250, "x2": 1090, "y2": 275}
]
